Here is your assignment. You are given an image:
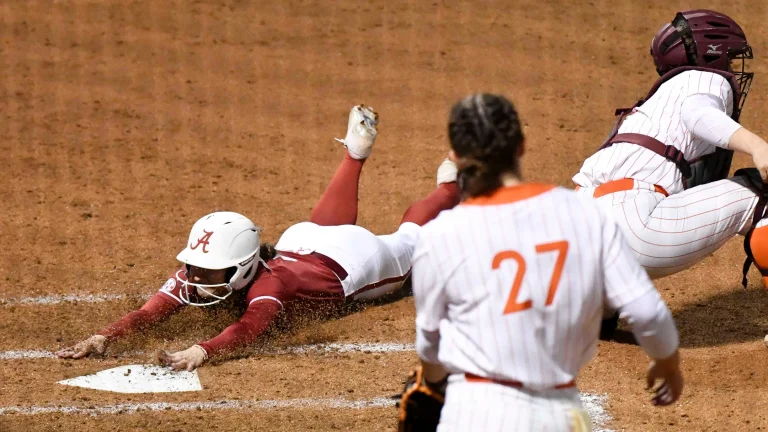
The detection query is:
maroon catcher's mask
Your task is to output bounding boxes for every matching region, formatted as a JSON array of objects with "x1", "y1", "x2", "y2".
[{"x1": 650, "y1": 9, "x2": 753, "y2": 118}]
